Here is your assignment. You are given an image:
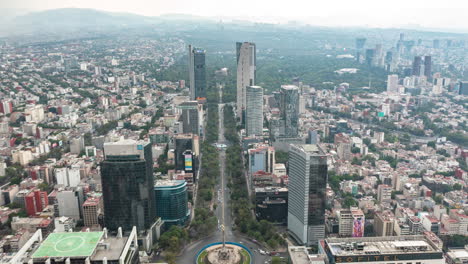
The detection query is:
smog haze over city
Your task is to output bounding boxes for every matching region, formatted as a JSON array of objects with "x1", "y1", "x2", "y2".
[{"x1": 0, "y1": 1, "x2": 467, "y2": 264}]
